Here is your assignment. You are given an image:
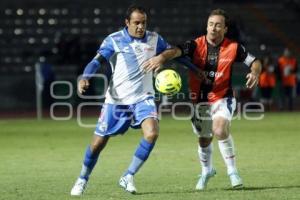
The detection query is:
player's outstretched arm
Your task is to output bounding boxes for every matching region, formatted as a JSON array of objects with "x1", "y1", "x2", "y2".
[
  {"x1": 78, "y1": 54, "x2": 106, "y2": 94},
  {"x1": 142, "y1": 47, "x2": 182, "y2": 72},
  {"x1": 246, "y1": 59, "x2": 262, "y2": 89},
  {"x1": 175, "y1": 57, "x2": 210, "y2": 84}
]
